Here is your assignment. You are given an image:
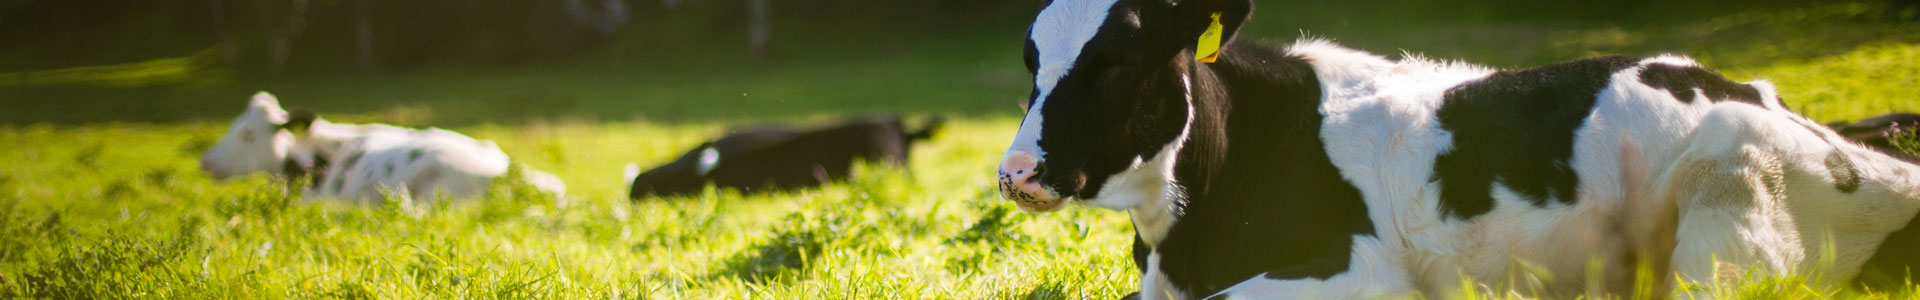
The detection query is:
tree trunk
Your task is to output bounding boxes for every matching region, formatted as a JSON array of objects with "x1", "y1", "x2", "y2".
[
  {"x1": 354, "y1": 0, "x2": 372, "y2": 70},
  {"x1": 209, "y1": 0, "x2": 239, "y2": 67},
  {"x1": 747, "y1": 0, "x2": 770, "y2": 59}
]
